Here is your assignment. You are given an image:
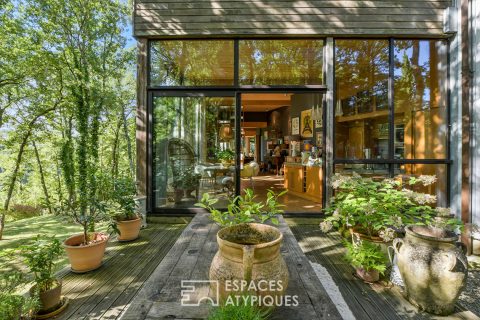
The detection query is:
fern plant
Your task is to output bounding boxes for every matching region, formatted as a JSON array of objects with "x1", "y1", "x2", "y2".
[{"x1": 344, "y1": 240, "x2": 387, "y2": 274}]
